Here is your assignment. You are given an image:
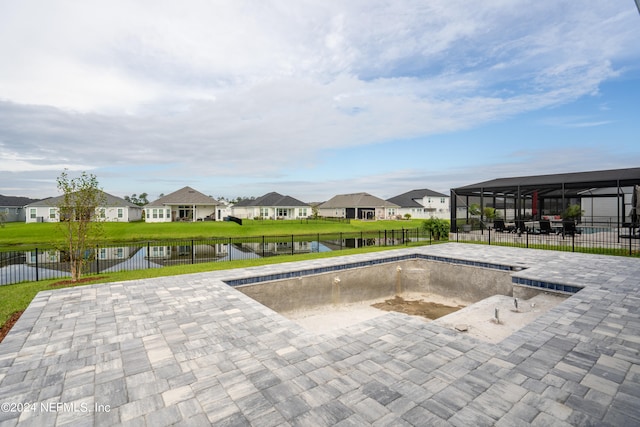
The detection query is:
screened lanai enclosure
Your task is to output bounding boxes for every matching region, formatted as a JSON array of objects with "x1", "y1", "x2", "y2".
[{"x1": 450, "y1": 167, "x2": 640, "y2": 232}]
